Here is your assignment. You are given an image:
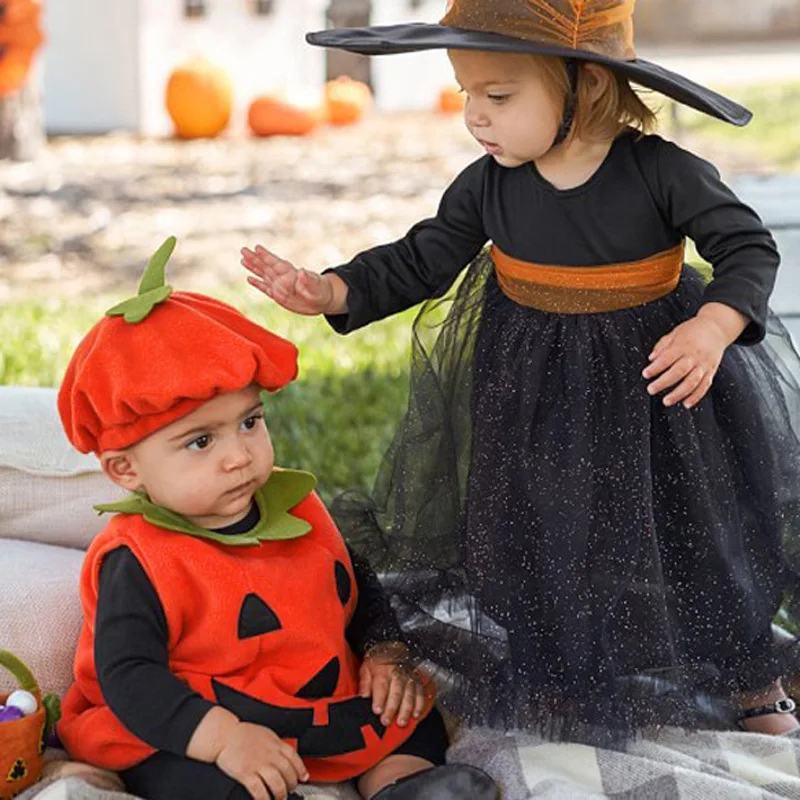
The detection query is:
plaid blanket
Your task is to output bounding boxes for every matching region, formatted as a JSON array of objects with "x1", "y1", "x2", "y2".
[
  {"x1": 450, "y1": 727, "x2": 800, "y2": 799},
  {"x1": 21, "y1": 728, "x2": 800, "y2": 799}
]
